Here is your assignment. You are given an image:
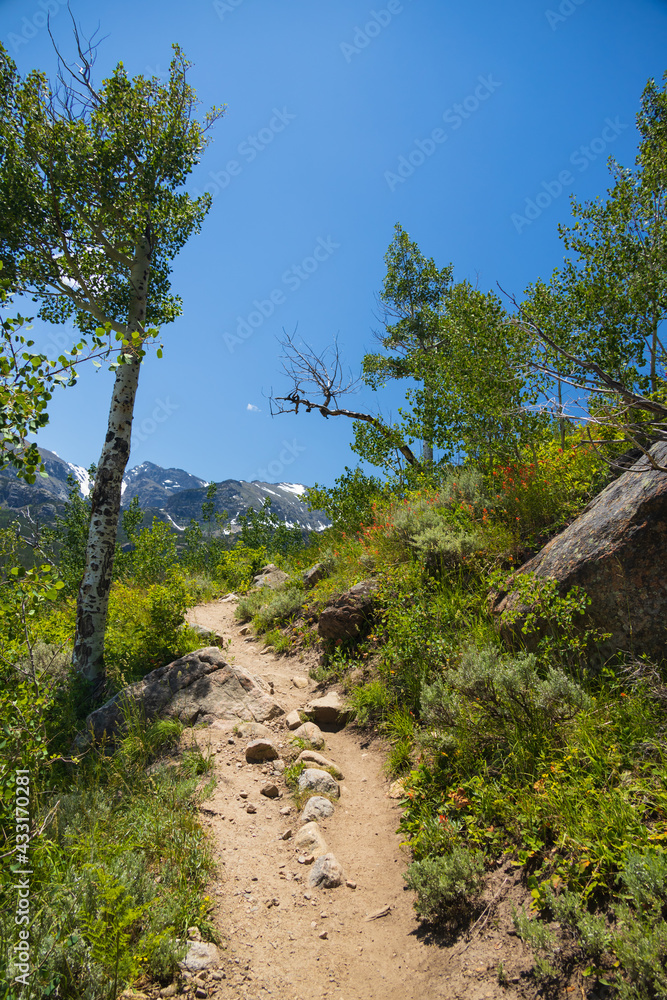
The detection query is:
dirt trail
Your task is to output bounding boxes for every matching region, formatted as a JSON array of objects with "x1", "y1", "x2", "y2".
[{"x1": 182, "y1": 599, "x2": 541, "y2": 1000}]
